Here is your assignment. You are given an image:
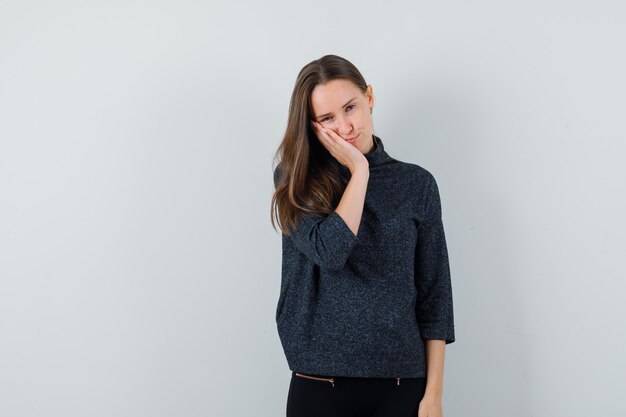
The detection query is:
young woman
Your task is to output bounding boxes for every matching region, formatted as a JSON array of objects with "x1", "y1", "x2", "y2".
[{"x1": 270, "y1": 54, "x2": 456, "y2": 417}]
